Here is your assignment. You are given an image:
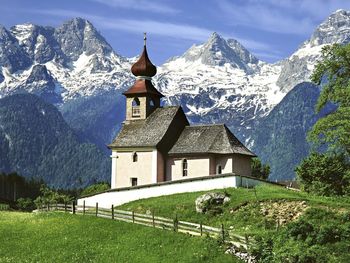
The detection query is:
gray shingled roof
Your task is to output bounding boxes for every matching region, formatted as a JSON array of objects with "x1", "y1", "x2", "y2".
[
  {"x1": 168, "y1": 124, "x2": 256, "y2": 156},
  {"x1": 109, "y1": 106, "x2": 181, "y2": 148}
]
